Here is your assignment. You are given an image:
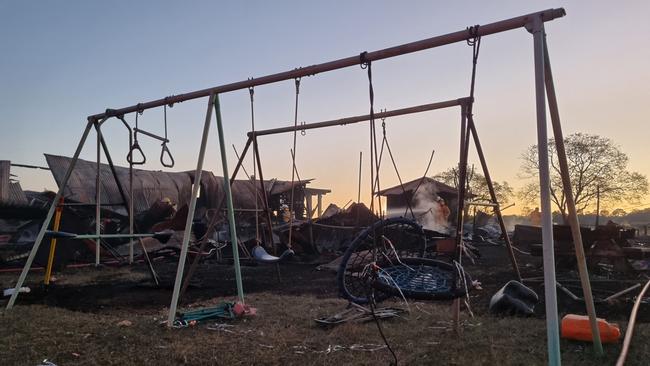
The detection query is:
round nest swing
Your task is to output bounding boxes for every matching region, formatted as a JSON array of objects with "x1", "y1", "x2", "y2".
[{"x1": 337, "y1": 217, "x2": 472, "y2": 304}]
